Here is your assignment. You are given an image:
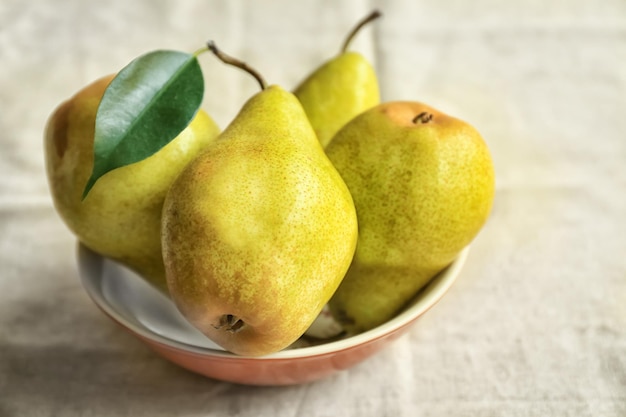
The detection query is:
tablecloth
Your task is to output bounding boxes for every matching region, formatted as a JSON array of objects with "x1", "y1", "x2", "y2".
[{"x1": 1, "y1": 0, "x2": 624, "y2": 416}]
